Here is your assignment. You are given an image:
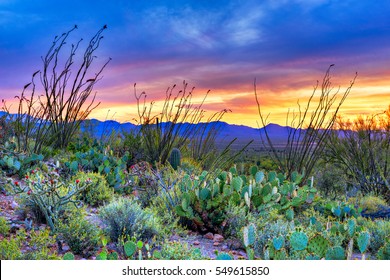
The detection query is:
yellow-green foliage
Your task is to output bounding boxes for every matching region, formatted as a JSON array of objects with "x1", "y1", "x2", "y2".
[
  {"x1": 0, "y1": 217, "x2": 10, "y2": 237},
  {"x1": 159, "y1": 241, "x2": 203, "y2": 260},
  {"x1": 57, "y1": 208, "x2": 101, "y2": 257},
  {"x1": 73, "y1": 172, "x2": 114, "y2": 206},
  {"x1": 180, "y1": 157, "x2": 203, "y2": 175},
  {"x1": 350, "y1": 194, "x2": 388, "y2": 213},
  {"x1": 0, "y1": 237, "x2": 22, "y2": 260},
  {"x1": 0, "y1": 228, "x2": 58, "y2": 260}
]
